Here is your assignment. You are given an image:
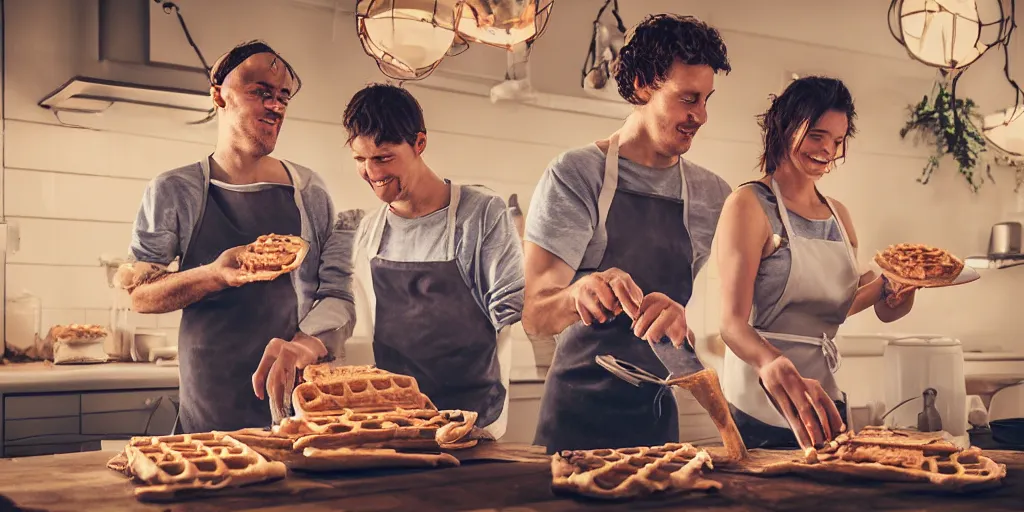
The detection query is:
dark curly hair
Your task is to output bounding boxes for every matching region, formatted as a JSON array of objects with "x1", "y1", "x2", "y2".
[
  {"x1": 342, "y1": 83, "x2": 426, "y2": 146},
  {"x1": 613, "y1": 14, "x2": 731, "y2": 105},
  {"x1": 757, "y1": 76, "x2": 857, "y2": 175},
  {"x1": 210, "y1": 40, "x2": 302, "y2": 96}
]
